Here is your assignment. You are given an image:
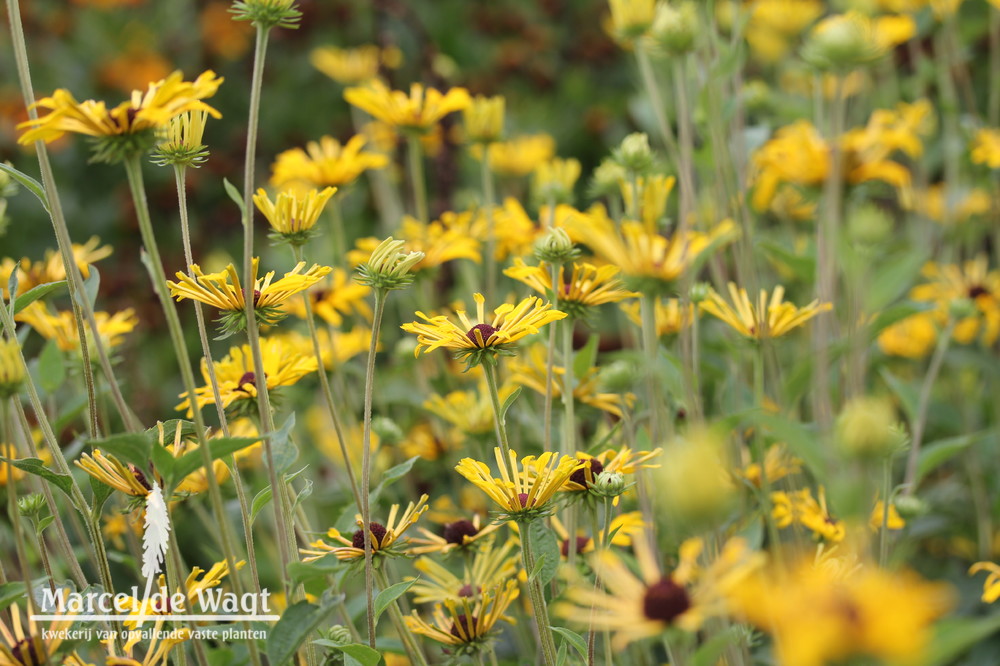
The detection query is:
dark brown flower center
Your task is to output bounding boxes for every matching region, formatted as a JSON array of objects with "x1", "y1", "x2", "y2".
[
  {"x1": 237, "y1": 372, "x2": 257, "y2": 392},
  {"x1": 12, "y1": 637, "x2": 43, "y2": 665},
  {"x1": 442, "y1": 519, "x2": 479, "y2": 546},
  {"x1": 311, "y1": 288, "x2": 330, "y2": 304},
  {"x1": 968, "y1": 284, "x2": 988, "y2": 299},
  {"x1": 449, "y1": 613, "x2": 479, "y2": 640},
  {"x1": 129, "y1": 464, "x2": 152, "y2": 491},
  {"x1": 561, "y1": 535, "x2": 591, "y2": 558},
  {"x1": 642, "y1": 577, "x2": 690, "y2": 624},
  {"x1": 466, "y1": 323, "x2": 498, "y2": 347},
  {"x1": 570, "y1": 458, "x2": 604, "y2": 487},
  {"x1": 352, "y1": 522, "x2": 387, "y2": 549},
  {"x1": 457, "y1": 583, "x2": 480, "y2": 598},
  {"x1": 517, "y1": 493, "x2": 534, "y2": 509},
  {"x1": 252, "y1": 289, "x2": 262, "y2": 304}
]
